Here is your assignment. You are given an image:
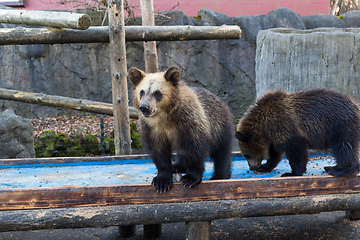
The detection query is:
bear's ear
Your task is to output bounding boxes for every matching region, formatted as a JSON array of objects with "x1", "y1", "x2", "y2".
[
  {"x1": 128, "y1": 67, "x2": 146, "y2": 87},
  {"x1": 164, "y1": 66, "x2": 180, "y2": 86},
  {"x1": 235, "y1": 130, "x2": 252, "y2": 143}
]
